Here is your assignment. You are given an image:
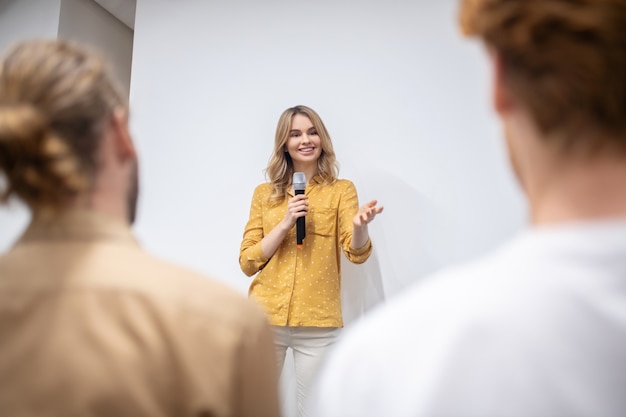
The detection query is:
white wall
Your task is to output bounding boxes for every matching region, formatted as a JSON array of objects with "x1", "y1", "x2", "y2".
[
  {"x1": 0, "y1": 0, "x2": 61, "y2": 49},
  {"x1": 130, "y1": 0, "x2": 527, "y2": 297},
  {"x1": 130, "y1": 2, "x2": 527, "y2": 415}
]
